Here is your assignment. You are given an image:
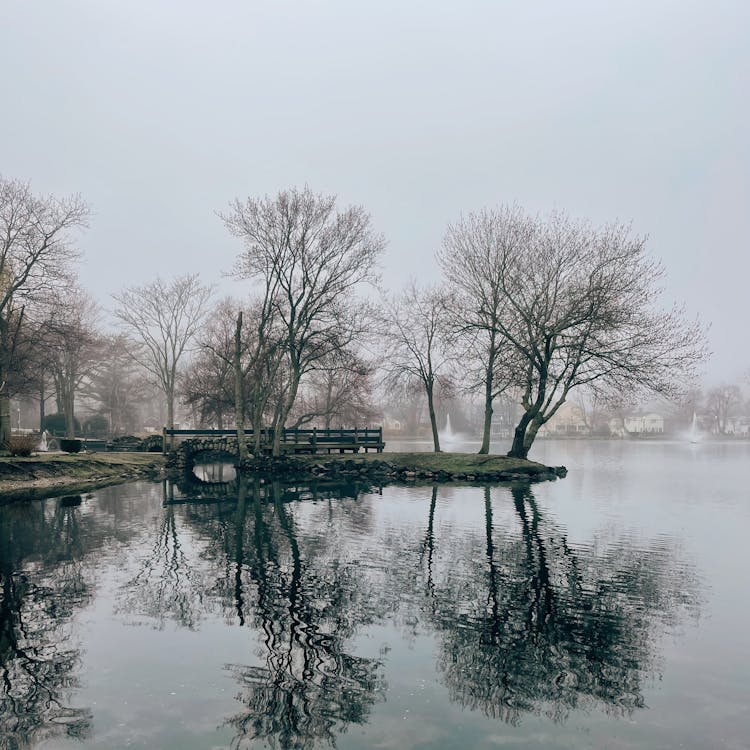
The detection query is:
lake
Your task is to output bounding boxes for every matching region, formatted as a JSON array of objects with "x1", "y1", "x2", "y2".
[{"x1": 1, "y1": 439, "x2": 748, "y2": 749}]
